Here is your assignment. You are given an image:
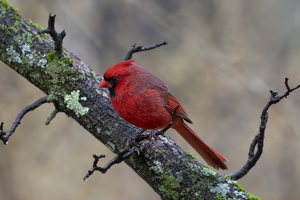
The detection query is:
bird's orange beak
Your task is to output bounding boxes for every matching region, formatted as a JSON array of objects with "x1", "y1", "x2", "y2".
[{"x1": 99, "y1": 80, "x2": 112, "y2": 88}]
